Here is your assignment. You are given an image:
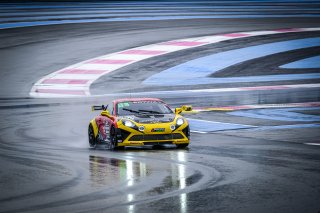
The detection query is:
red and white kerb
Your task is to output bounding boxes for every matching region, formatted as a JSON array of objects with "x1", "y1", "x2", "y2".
[{"x1": 30, "y1": 27, "x2": 320, "y2": 98}]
